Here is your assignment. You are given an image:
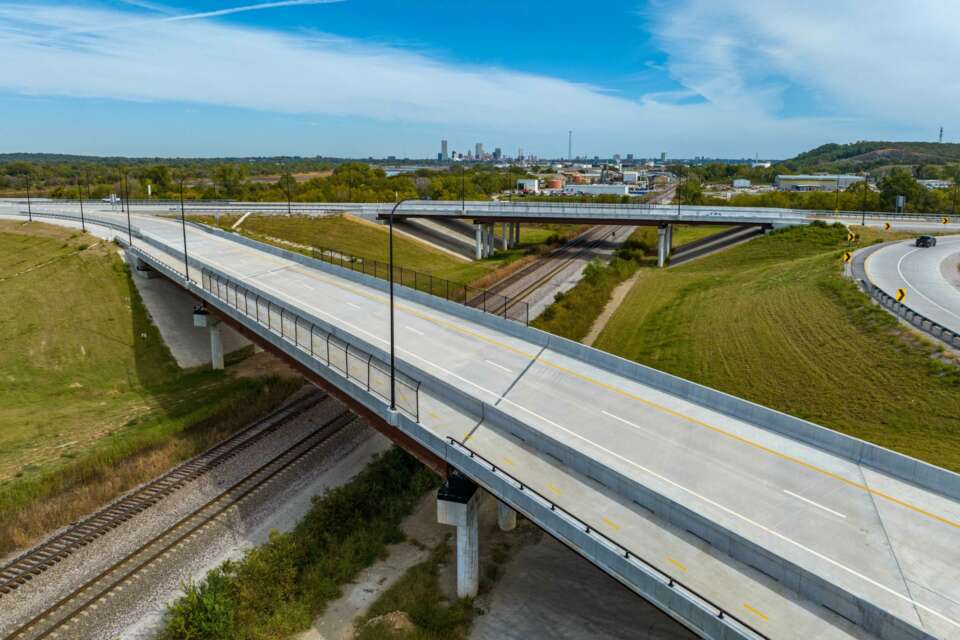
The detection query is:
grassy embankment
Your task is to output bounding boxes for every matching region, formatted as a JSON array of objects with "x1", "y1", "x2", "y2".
[
  {"x1": 0, "y1": 221, "x2": 299, "y2": 554},
  {"x1": 591, "y1": 222, "x2": 960, "y2": 470},
  {"x1": 158, "y1": 447, "x2": 438, "y2": 640},
  {"x1": 187, "y1": 213, "x2": 584, "y2": 287}
]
